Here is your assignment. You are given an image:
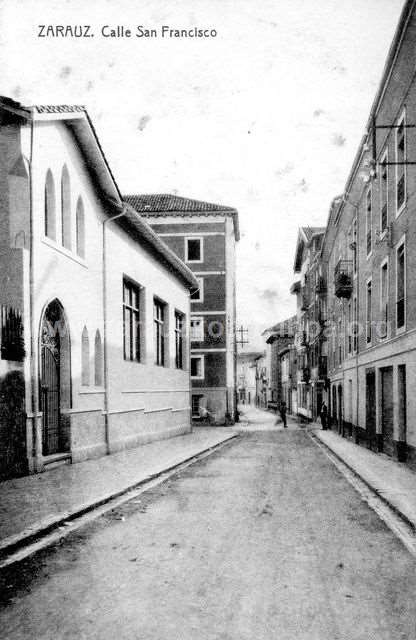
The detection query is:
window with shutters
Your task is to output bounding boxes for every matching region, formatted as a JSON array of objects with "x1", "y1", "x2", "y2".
[
  {"x1": 366, "y1": 280, "x2": 372, "y2": 344},
  {"x1": 380, "y1": 260, "x2": 388, "y2": 339},
  {"x1": 380, "y1": 150, "x2": 388, "y2": 234},
  {"x1": 396, "y1": 241, "x2": 406, "y2": 331},
  {"x1": 396, "y1": 111, "x2": 406, "y2": 214},
  {"x1": 366, "y1": 187, "x2": 372, "y2": 257},
  {"x1": 175, "y1": 311, "x2": 185, "y2": 369}
]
